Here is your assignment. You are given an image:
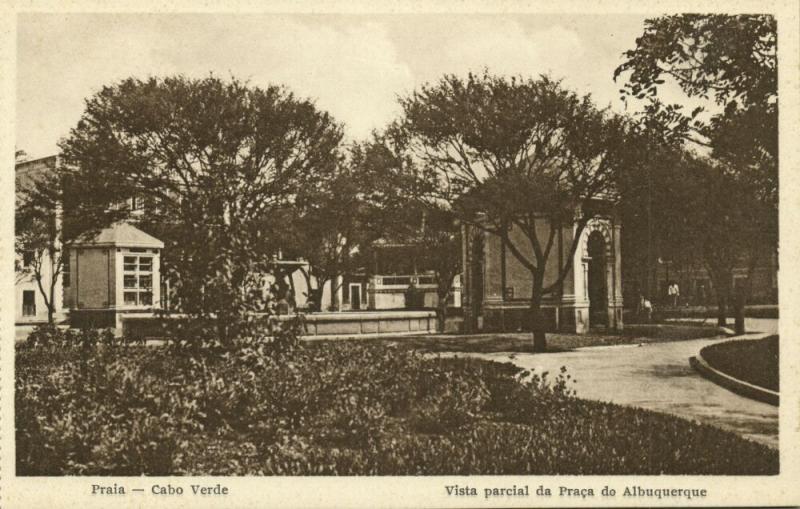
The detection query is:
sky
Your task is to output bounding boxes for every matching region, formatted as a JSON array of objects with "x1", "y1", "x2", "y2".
[{"x1": 16, "y1": 12, "x2": 699, "y2": 159}]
